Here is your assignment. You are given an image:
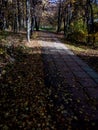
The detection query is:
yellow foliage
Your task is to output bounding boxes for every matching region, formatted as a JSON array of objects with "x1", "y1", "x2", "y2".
[
  {"x1": 95, "y1": 32, "x2": 98, "y2": 41},
  {"x1": 86, "y1": 32, "x2": 98, "y2": 41}
]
